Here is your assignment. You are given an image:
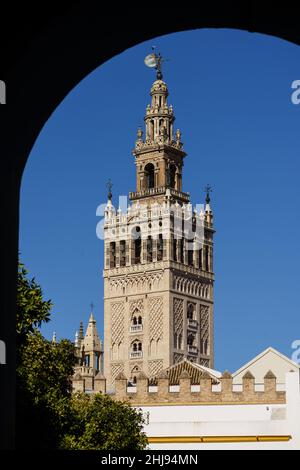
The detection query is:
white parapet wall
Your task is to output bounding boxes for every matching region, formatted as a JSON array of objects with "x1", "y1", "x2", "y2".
[{"x1": 139, "y1": 372, "x2": 300, "y2": 450}]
